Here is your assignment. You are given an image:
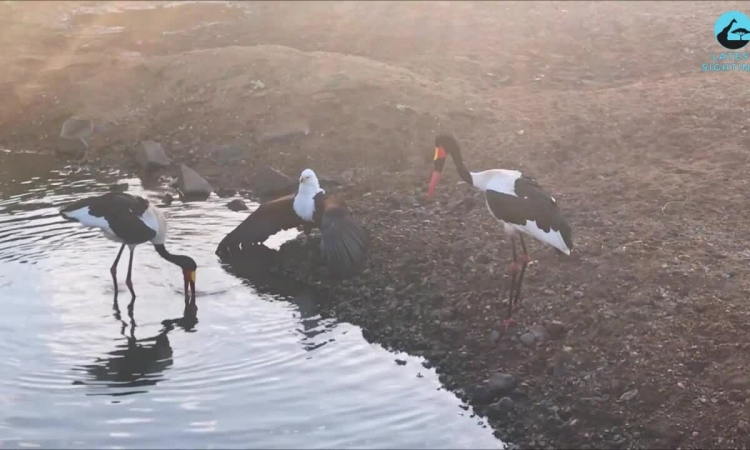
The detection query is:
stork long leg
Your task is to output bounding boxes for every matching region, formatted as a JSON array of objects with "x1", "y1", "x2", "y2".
[
  {"x1": 512, "y1": 235, "x2": 531, "y2": 307},
  {"x1": 125, "y1": 246, "x2": 136, "y2": 309},
  {"x1": 502, "y1": 235, "x2": 521, "y2": 332},
  {"x1": 110, "y1": 243, "x2": 126, "y2": 298}
]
